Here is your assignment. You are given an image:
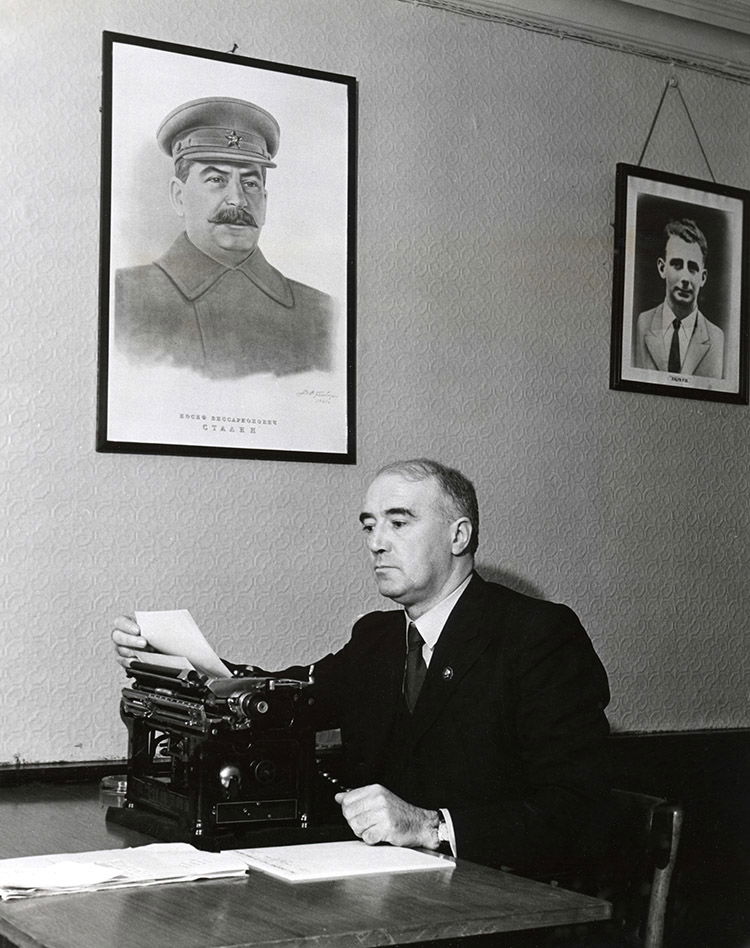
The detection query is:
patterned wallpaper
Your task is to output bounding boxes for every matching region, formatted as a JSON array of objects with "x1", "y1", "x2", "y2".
[{"x1": 2, "y1": 0, "x2": 749, "y2": 764}]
